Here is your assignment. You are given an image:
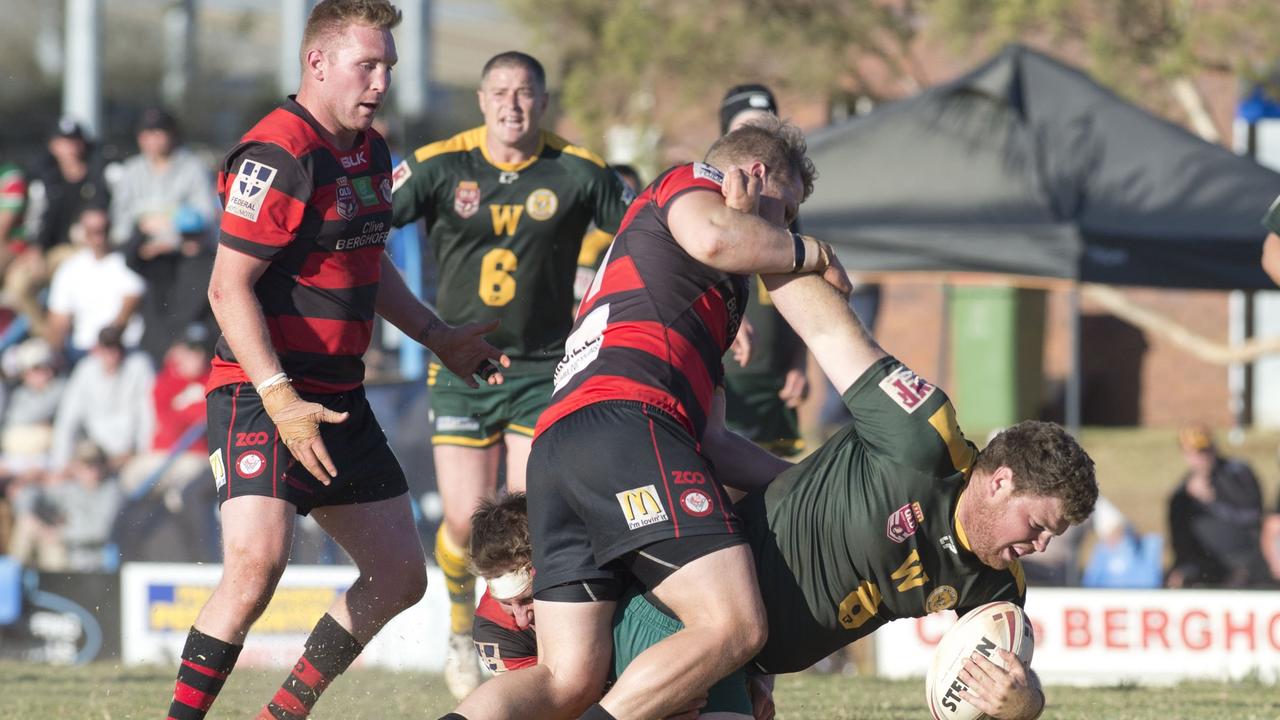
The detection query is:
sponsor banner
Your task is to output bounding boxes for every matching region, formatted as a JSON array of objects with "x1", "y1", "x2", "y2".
[
  {"x1": 122, "y1": 563, "x2": 467, "y2": 670},
  {"x1": 874, "y1": 588, "x2": 1280, "y2": 685}
]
